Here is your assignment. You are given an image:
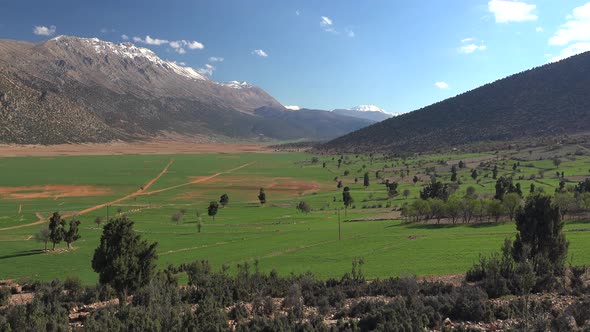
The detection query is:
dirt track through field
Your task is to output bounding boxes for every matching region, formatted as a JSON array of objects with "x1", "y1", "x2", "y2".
[{"x1": 0, "y1": 160, "x2": 255, "y2": 232}]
